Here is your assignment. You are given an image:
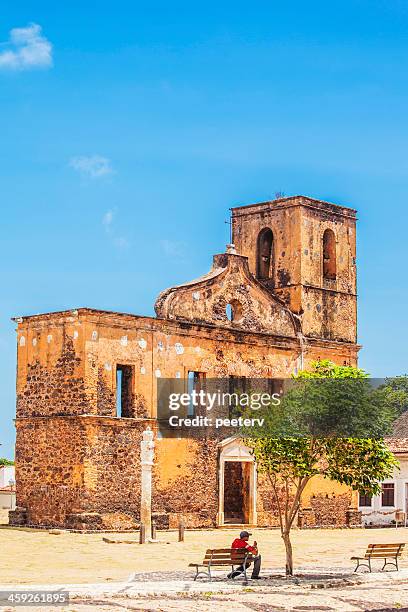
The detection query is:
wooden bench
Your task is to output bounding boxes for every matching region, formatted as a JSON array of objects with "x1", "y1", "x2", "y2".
[
  {"x1": 189, "y1": 548, "x2": 254, "y2": 582},
  {"x1": 351, "y1": 543, "x2": 405, "y2": 572}
]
